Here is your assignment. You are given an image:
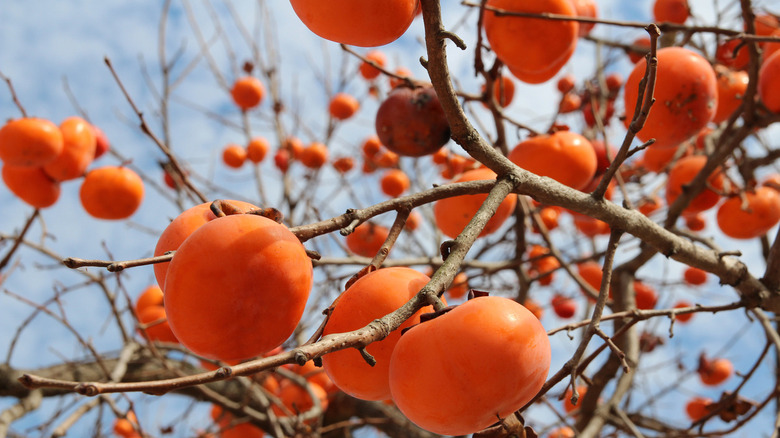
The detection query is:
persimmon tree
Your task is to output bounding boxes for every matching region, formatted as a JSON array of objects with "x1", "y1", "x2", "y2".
[{"x1": 1, "y1": 1, "x2": 780, "y2": 437}]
